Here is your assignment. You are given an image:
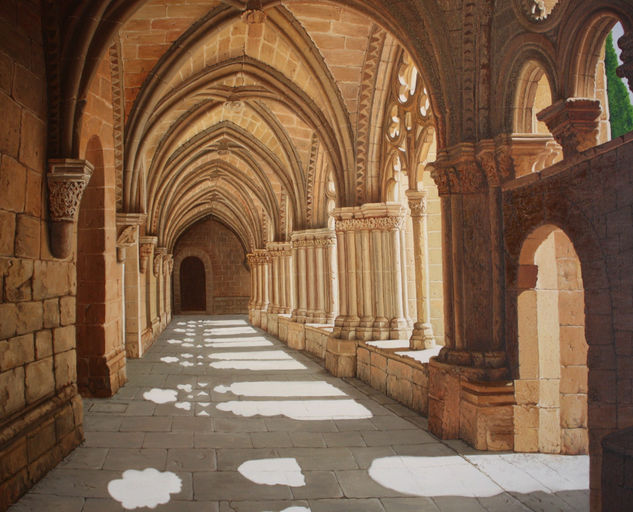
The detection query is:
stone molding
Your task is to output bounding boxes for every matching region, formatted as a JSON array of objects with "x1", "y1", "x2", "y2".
[
  {"x1": 537, "y1": 98, "x2": 602, "y2": 157},
  {"x1": 332, "y1": 203, "x2": 406, "y2": 232},
  {"x1": 291, "y1": 228, "x2": 337, "y2": 248},
  {"x1": 47, "y1": 158, "x2": 94, "y2": 259}
]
